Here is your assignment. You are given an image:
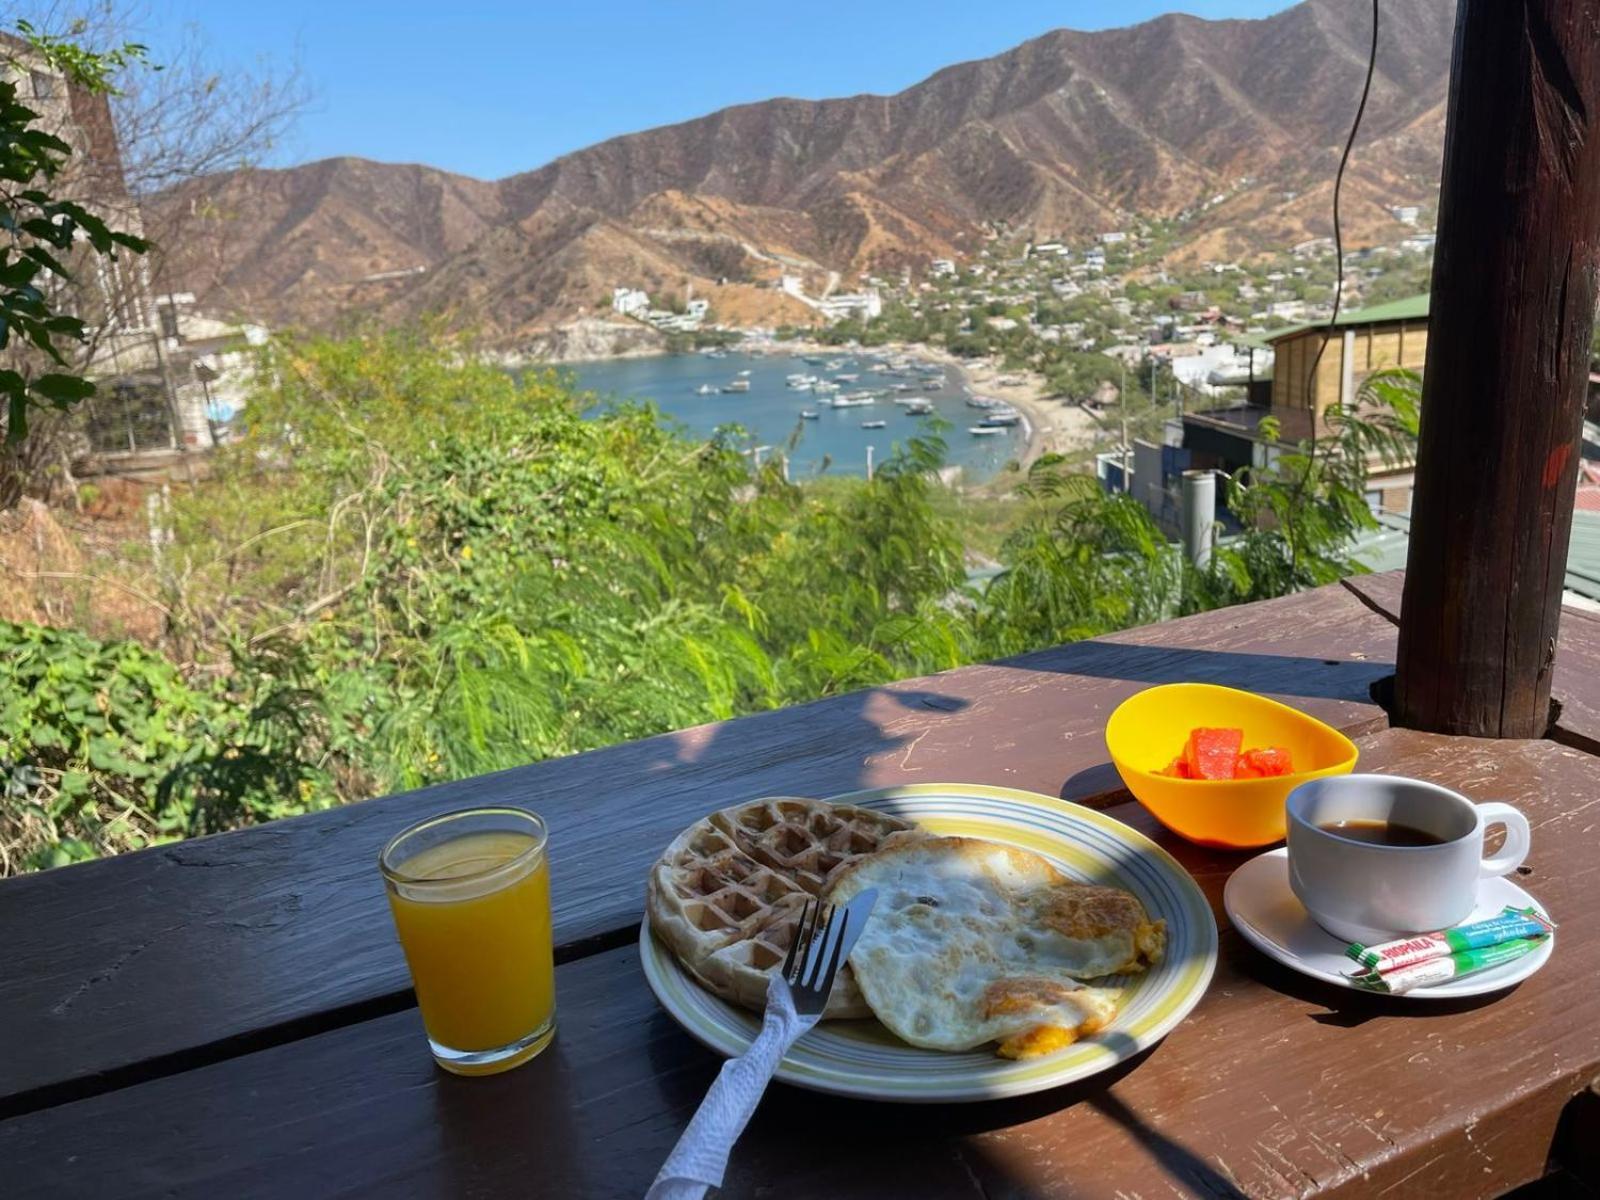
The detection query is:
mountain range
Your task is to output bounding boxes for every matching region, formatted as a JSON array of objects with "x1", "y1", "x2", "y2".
[{"x1": 148, "y1": 0, "x2": 1459, "y2": 345}]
